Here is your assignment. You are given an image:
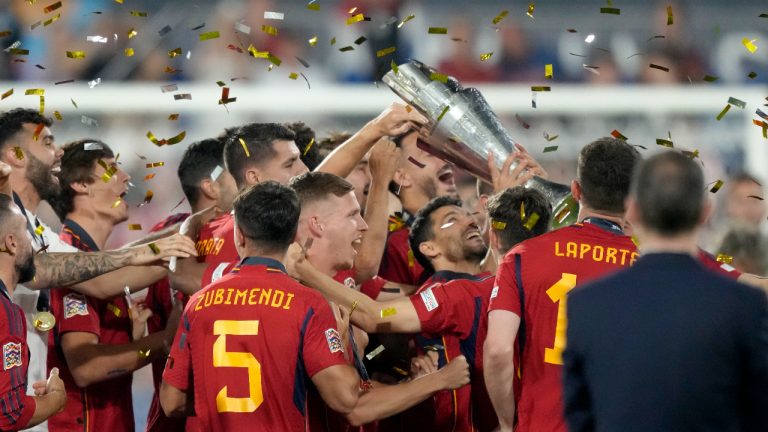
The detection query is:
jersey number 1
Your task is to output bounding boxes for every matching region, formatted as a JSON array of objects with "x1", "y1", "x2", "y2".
[
  {"x1": 213, "y1": 320, "x2": 263, "y2": 413},
  {"x1": 544, "y1": 273, "x2": 577, "y2": 365}
]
